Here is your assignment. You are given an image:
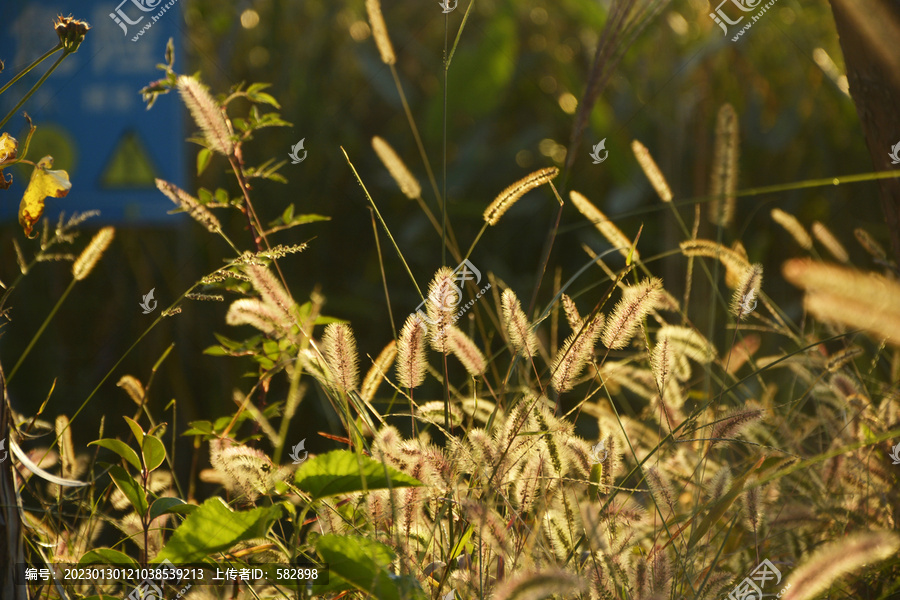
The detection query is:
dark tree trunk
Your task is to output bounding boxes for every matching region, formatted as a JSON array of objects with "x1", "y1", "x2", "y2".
[
  {"x1": 829, "y1": 0, "x2": 900, "y2": 265},
  {"x1": 1, "y1": 364, "x2": 27, "y2": 600}
]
